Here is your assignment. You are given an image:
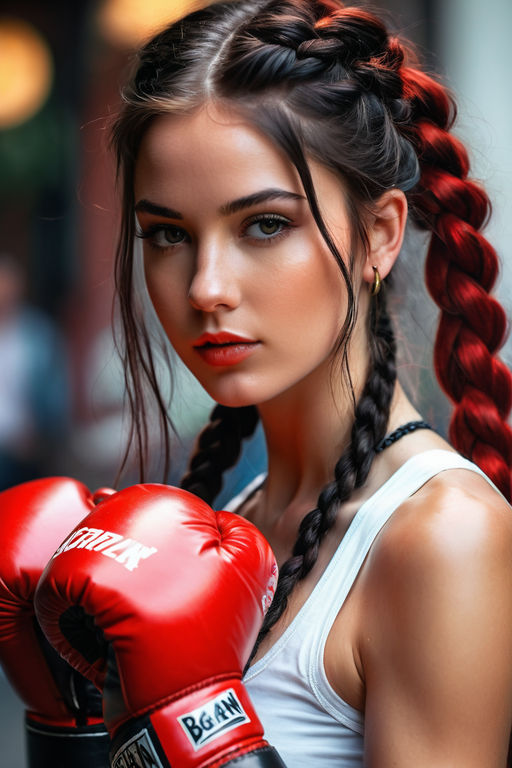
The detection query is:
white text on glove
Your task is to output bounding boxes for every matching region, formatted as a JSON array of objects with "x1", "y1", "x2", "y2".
[{"x1": 52, "y1": 527, "x2": 158, "y2": 571}]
